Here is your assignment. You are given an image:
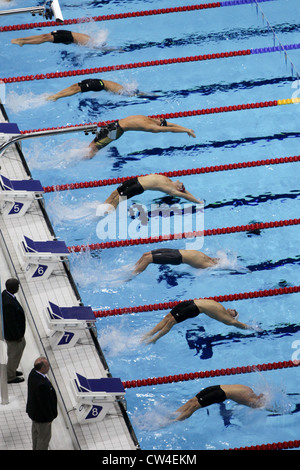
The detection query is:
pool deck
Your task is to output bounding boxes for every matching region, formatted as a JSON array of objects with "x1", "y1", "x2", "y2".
[{"x1": 0, "y1": 105, "x2": 139, "y2": 450}]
